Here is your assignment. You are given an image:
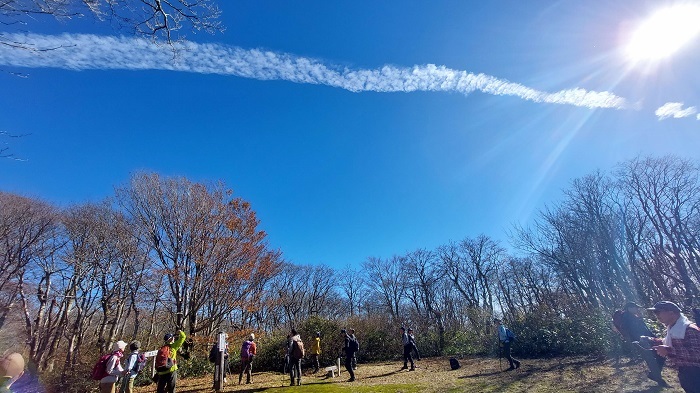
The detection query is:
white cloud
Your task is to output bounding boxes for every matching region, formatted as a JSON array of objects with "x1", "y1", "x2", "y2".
[
  {"x1": 655, "y1": 102, "x2": 698, "y2": 120},
  {"x1": 0, "y1": 33, "x2": 628, "y2": 110}
]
